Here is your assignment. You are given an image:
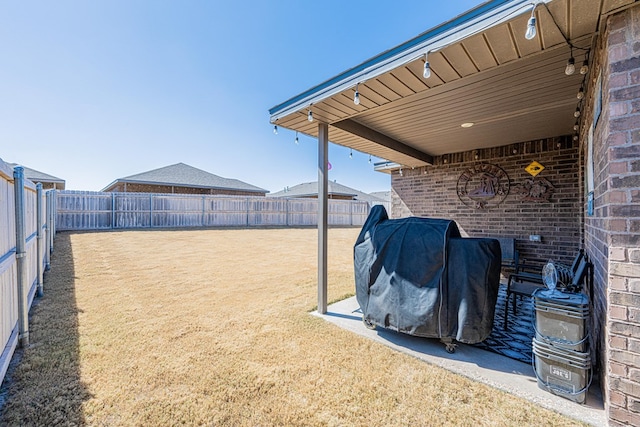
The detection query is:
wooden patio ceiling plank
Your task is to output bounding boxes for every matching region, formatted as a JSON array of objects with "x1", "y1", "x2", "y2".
[
  {"x1": 602, "y1": 0, "x2": 636, "y2": 14},
  {"x1": 360, "y1": 69, "x2": 580, "y2": 132},
  {"x1": 357, "y1": 45, "x2": 577, "y2": 124},
  {"x1": 389, "y1": 66, "x2": 429, "y2": 93},
  {"x1": 439, "y1": 43, "x2": 479, "y2": 77},
  {"x1": 483, "y1": 24, "x2": 520, "y2": 65},
  {"x1": 364, "y1": 84, "x2": 579, "y2": 143},
  {"x1": 405, "y1": 58, "x2": 445, "y2": 88},
  {"x1": 428, "y1": 50, "x2": 462, "y2": 83},
  {"x1": 359, "y1": 56, "x2": 580, "y2": 132},
  {"x1": 361, "y1": 79, "x2": 403, "y2": 103},
  {"x1": 358, "y1": 82, "x2": 391, "y2": 106},
  {"x1": 376, "y1": 73, "x2": 416, "y2": 98},
  {"x1": 510, "y1": 16, "x2": 543, "y2": 58},
  {"x1": 569, "y1": 0, "x2": 603, "y2": 40},
  {"x1": 460, "y1": 34, "x2": 499, "y2": 71}
]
